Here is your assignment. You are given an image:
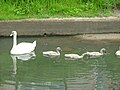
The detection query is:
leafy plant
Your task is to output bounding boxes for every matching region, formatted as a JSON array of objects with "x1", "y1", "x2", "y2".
[{"x1": 0, "y1": 0, "x2": 120, "y2": 19}]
